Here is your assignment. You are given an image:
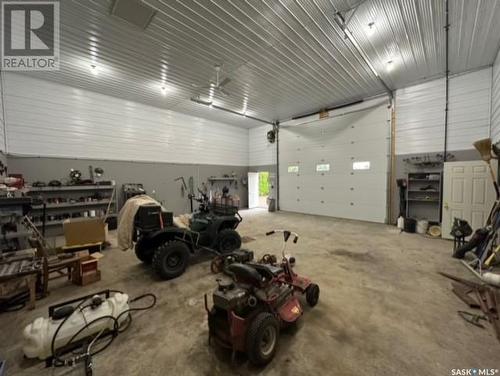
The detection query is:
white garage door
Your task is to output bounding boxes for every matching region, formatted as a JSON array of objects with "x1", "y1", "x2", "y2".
[{"x1": 279, "y1": 104, "x2": 390, "y2": 223}]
